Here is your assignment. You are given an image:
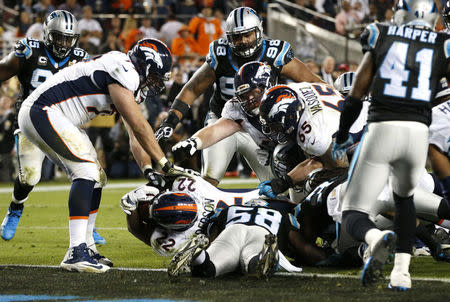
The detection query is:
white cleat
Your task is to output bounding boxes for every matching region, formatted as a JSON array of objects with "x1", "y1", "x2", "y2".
[{"x1": 257, "y1": 233, "x2": 279, "y2": 280}]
